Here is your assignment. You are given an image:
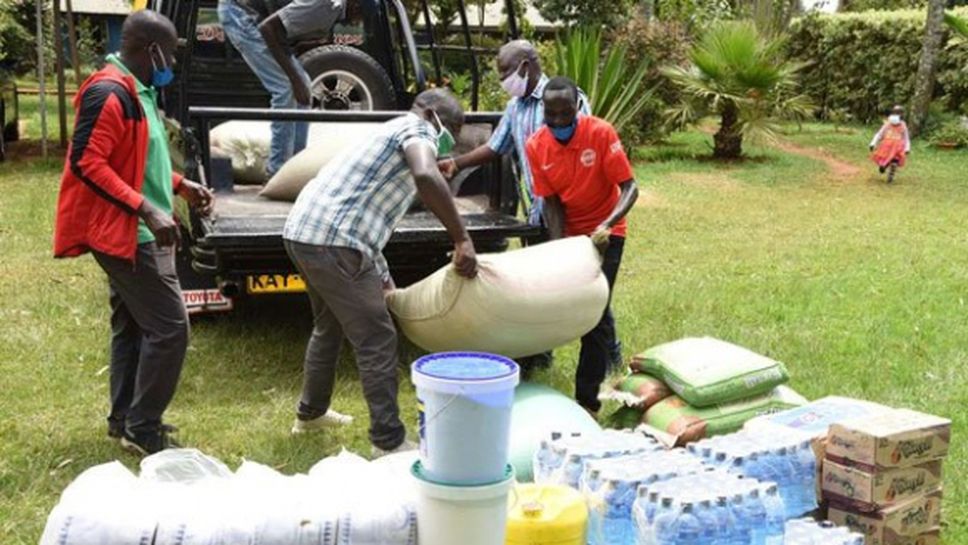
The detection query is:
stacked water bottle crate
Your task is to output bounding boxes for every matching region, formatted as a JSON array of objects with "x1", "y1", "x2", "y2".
[
  {"x1": 632, "y1": 468, "x2": 786, "y2": 545},
  {"x1": 783, "y1": 518, "x2": 864, "y2": 545},
  {"x1": 688, "y1": 427, "x2": 819, "y2": 519},
  {"x1": 581, "y1": 449, "x2": 706, "y2": 545},
  {"x1": 533, "y1": 430, "x2": 665, "y2": 488}
]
